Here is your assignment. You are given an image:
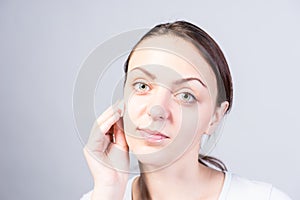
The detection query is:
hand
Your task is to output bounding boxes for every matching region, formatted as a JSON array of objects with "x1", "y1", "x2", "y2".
[{"x1": 83, "y1": 100, "x2": 129, "y2": 199}]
